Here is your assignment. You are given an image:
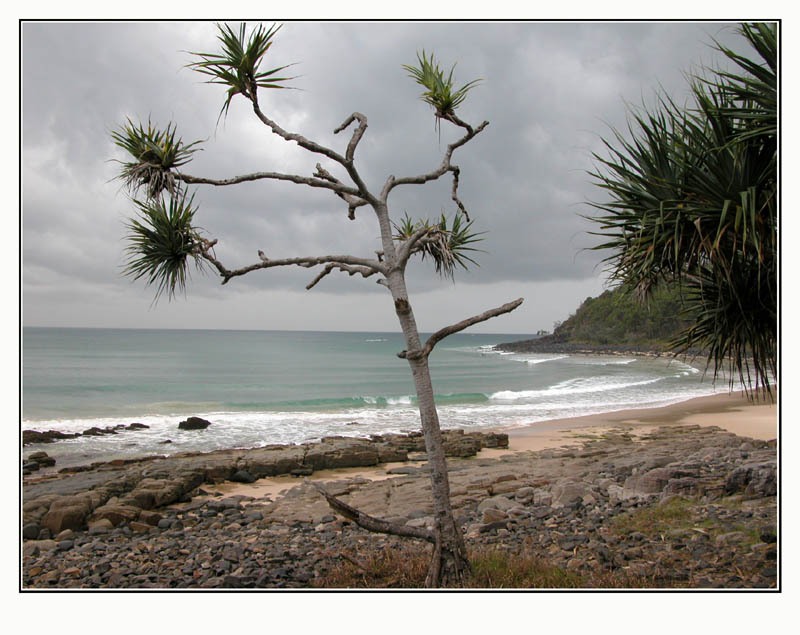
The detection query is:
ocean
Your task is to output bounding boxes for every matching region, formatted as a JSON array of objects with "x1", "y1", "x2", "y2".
[{"x1": 22, "y1": 327, "x2": 725, "y2": 468}]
